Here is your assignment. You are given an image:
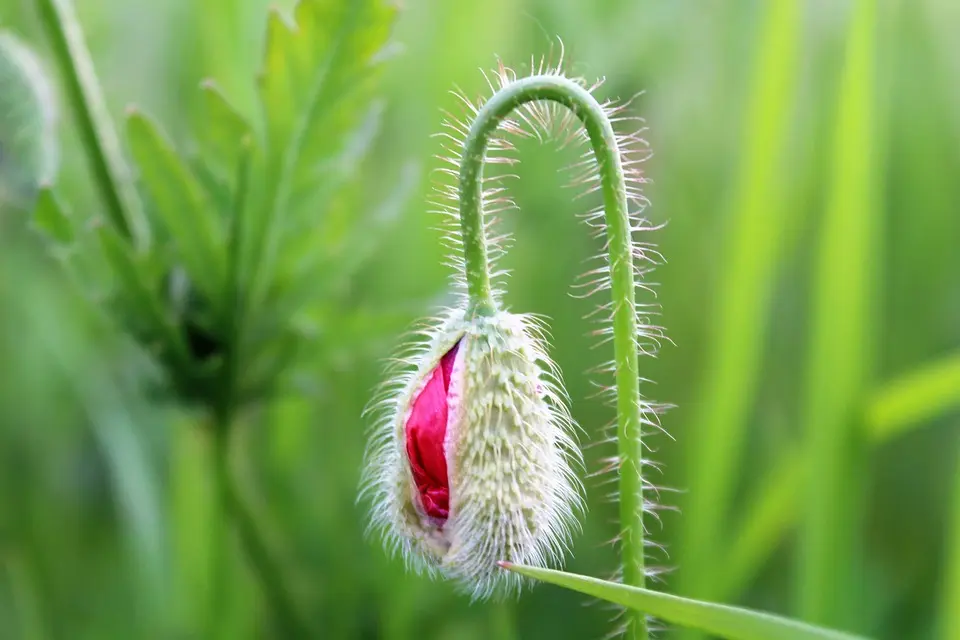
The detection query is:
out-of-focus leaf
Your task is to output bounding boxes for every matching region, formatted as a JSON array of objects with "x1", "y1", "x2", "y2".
[
  {"x1": 245, "y1": 0, "x2": 397, "y2": 304},
  {"x1": 126, "y1": 110, "x2": 225, "y2": 306},
  {"x1": 677, "y1": 1, "x2": 801, "y2": 617},
  {"x1": 798, "y1": 0, "x2": 878, "y2": 627},
  {"x1": 252, "y1": 158, "x2": 417, "y2": 348},
  {"x1": 98, "y1": 227, "x2": 191, "y2": 371},
  {"x1": 721, "y1": 450, "x2": 803, "y2": 599},
  {"x1": 865, "y1": 353, "x2": 960, "y2": 441},
  {"x1": 196, "y1": 80, "x2": 251, "y2": 178},
  {"x1": 31, "y1": 187, "x2": 72, "y2": 244},
  {"x1": 500, "y1": 564, "x2": 867, "y2": 640}
]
